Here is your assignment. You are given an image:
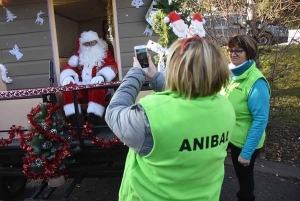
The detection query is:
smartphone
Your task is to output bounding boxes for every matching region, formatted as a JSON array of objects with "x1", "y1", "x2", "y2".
[{"x1": 134, "y1": 45, "x2": 149, "y2": 69}]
